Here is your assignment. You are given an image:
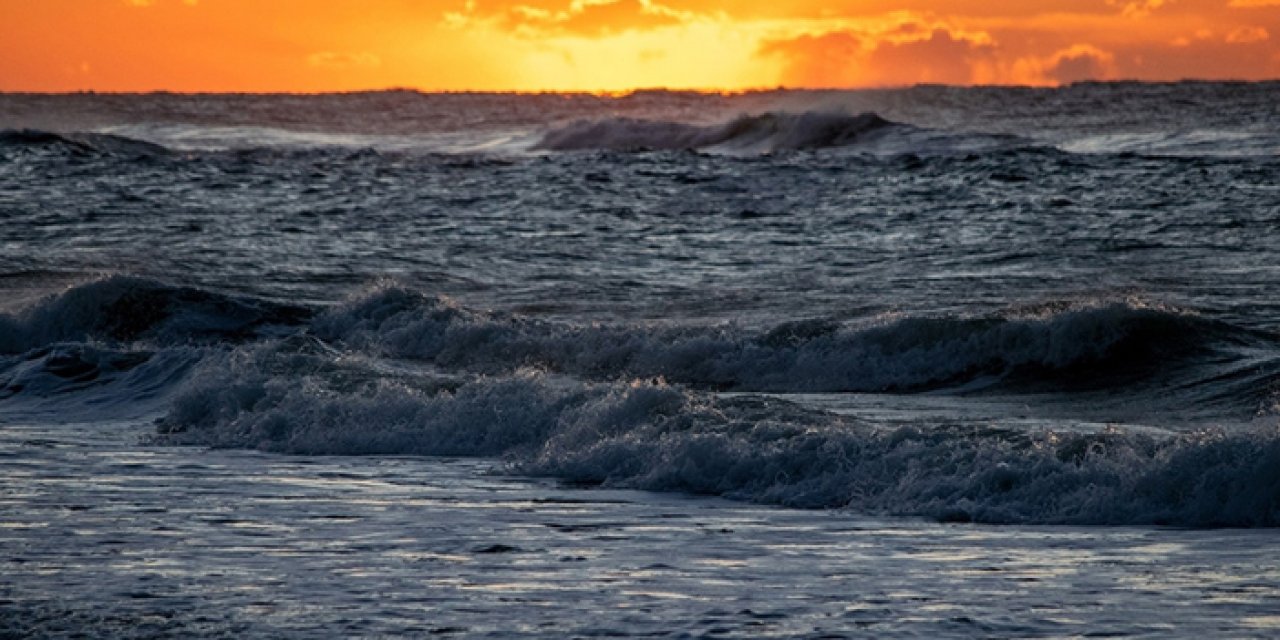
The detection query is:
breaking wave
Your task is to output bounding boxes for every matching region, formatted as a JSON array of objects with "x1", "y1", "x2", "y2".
[
  {"x1": 0, "y1": 276, "x2": 309, "y2": 354},
  {"x1": 0, "y1": 344, "x2": 201, "y2": 419},
  {"x1": 0, "y1": 128, "x2": 169, "y2": 157},
  {"x1": 537, "y1": 111, "x2": 904, "y2": 153},
  {"x1": 315, "y1": 288, "x2": 1280, "y2": 407},
  {"x1": 0, "y1": 278, "x2": 305, "y2": 418},
  {"x1": 155, "y1": 344, "x2": 1280, "y2": 527},
  {"x1": 2, "y1": 113, "x2": 1022, "y2": 157},
  {"x1": 4, "y1": 280, "x2": 1277, "y2": 417},
  {"x1": 6, "y1": 278, "x2": 1277, "y2": 525}
]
